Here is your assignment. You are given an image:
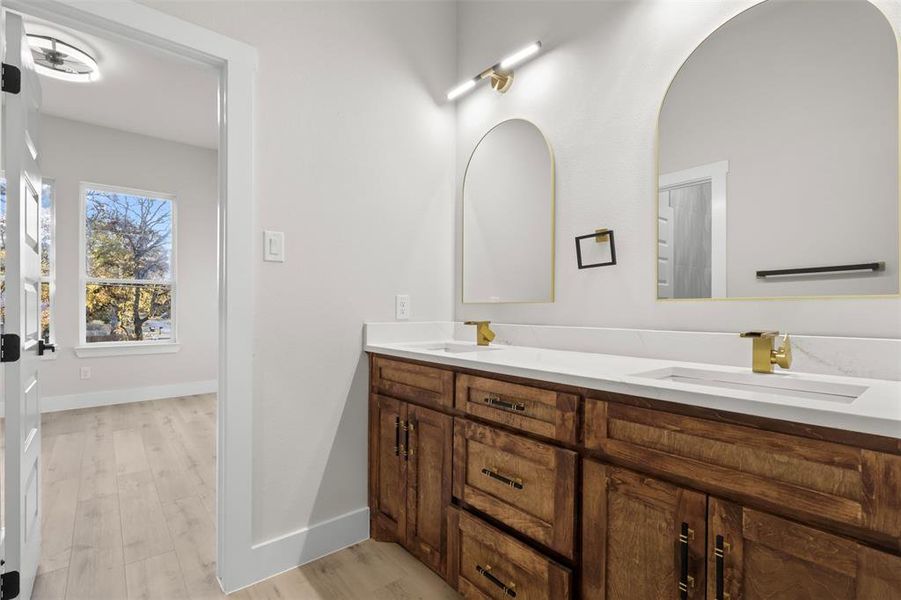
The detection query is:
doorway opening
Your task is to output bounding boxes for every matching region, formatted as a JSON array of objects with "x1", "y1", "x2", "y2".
[{"x1": 1, "y1": 6, "x2": 227, "y2": 599}]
